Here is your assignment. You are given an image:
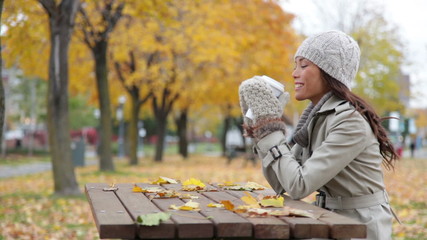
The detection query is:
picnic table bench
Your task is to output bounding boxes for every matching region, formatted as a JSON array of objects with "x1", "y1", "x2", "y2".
[{"x1": 85, "y1": 182, "x2": 367, "y2": 239}]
